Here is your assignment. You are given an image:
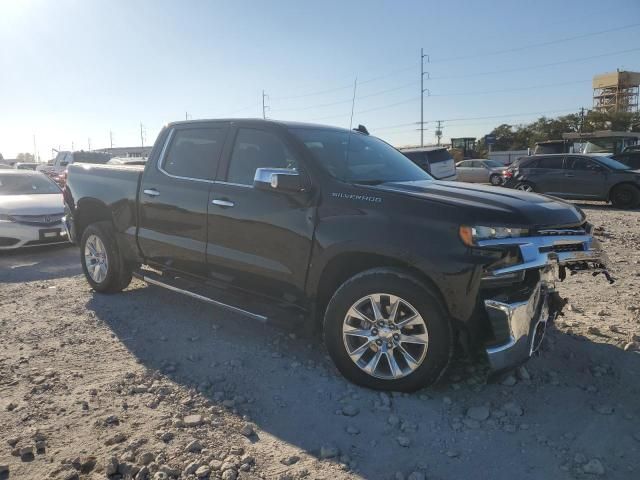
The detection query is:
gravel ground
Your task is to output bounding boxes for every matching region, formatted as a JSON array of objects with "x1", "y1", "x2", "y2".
[{"x1": 1, "y1": 204, "x2": 639, "y2": 480}]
